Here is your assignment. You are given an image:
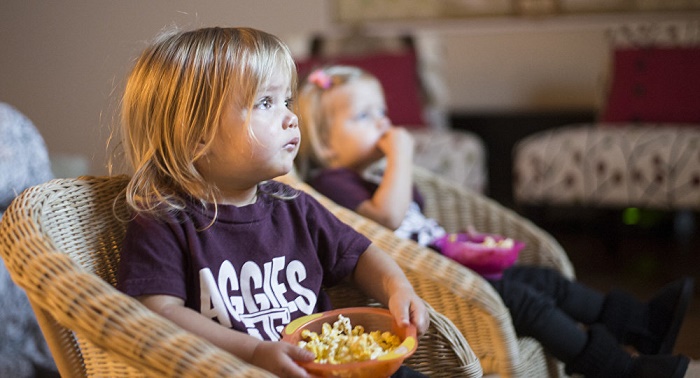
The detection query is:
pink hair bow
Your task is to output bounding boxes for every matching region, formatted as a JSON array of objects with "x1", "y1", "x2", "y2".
[{"x1": 308, "y1": 69, "x2": 332, "y2": 89}]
